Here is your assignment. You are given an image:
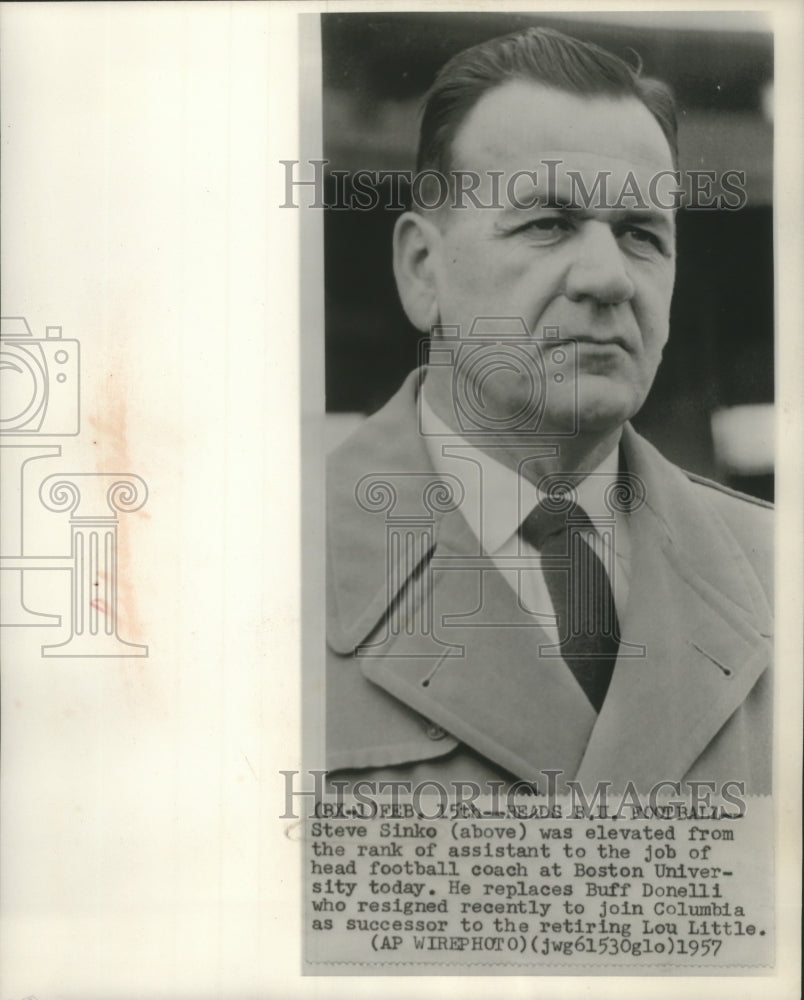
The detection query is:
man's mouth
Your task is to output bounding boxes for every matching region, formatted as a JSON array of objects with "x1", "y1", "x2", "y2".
[{"x1": 563, "y1": 335, "x2": 633, "y2": 356}]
